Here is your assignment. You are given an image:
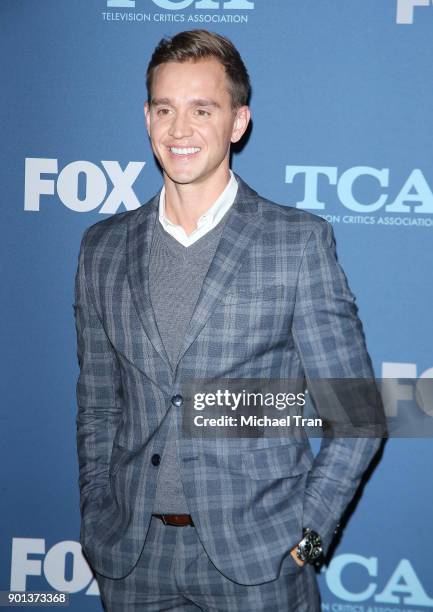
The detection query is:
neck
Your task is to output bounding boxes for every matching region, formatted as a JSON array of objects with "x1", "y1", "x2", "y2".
[{"x1": 163, "y1": 166, "x2": 231, "y2": 236}]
